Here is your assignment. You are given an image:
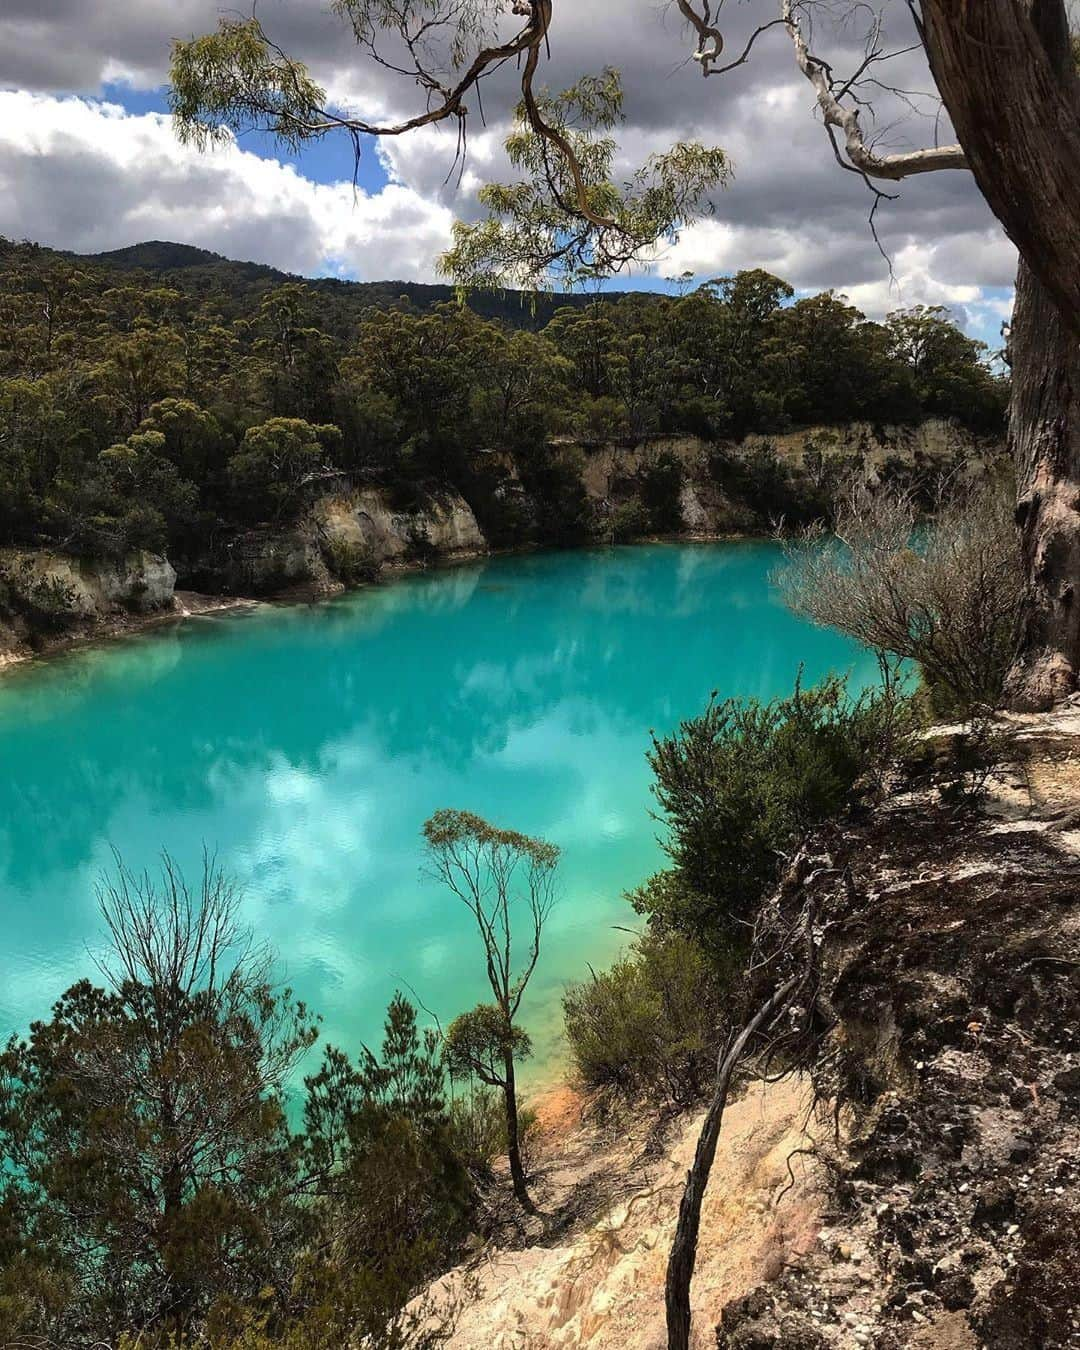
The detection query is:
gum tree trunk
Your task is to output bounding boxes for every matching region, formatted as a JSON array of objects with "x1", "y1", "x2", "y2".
[
  {"x1": 503, "y1": 1051, "x2": 534, "y2": 1211},
  {"x1": 1005, "y1": 262, "x2": 1080, "y2": 707},
  {"x1": 918, "y1": 0, "x2": 1080, "y2": 707}
]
